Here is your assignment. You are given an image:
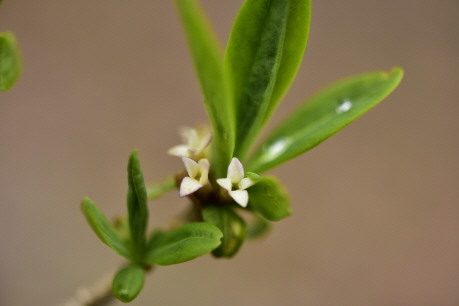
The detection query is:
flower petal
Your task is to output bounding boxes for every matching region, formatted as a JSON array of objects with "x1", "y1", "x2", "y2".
[
  {"x1": 197, "y1": 132, "x2": 213, "y2": 152},
  {"x1": 168, "y1": 145, "x2": 190, "y2": 157},
  {"x1": 179, "y1": 177, "x2": 203, "y2": 197},
  {"x1": 182, "y1": 157, "x2": 199, "y2": 178},
  {"x1": 229, "y1": 190, "x2": 249, "y2": 207},
  {"x1": 216, "y1": 178, "x2": 232, "y2": 192},
  {"x1": 198, "y1": 159, "x2": 210, "y2": 185},
  {"x1": 239, "y1": 177, "x2": 256, "y2": 190},
  {"x1": 227, "y1": 157, "x2": 244, "y2": 184}
]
